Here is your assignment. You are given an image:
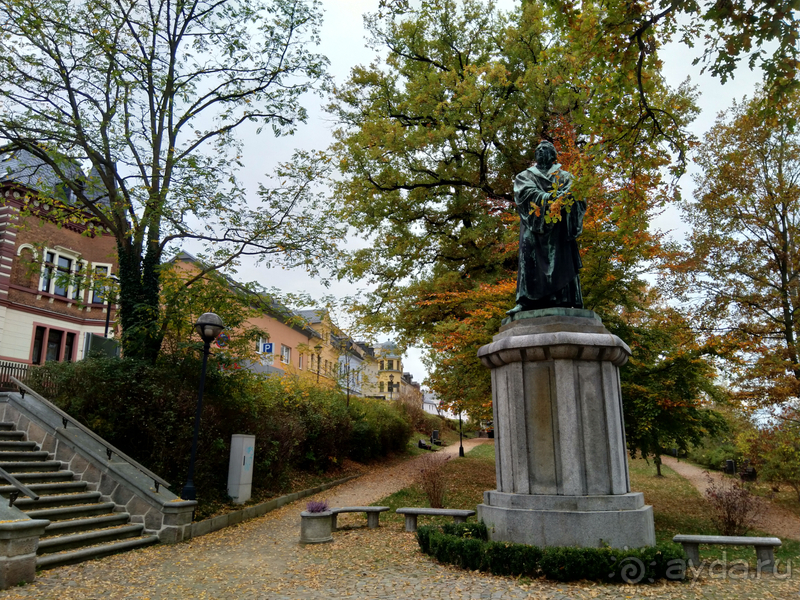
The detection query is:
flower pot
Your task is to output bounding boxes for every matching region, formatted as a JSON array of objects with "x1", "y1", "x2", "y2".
[{"x1": 300, "y1": 510, "x2": 333, "y2": 544}]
